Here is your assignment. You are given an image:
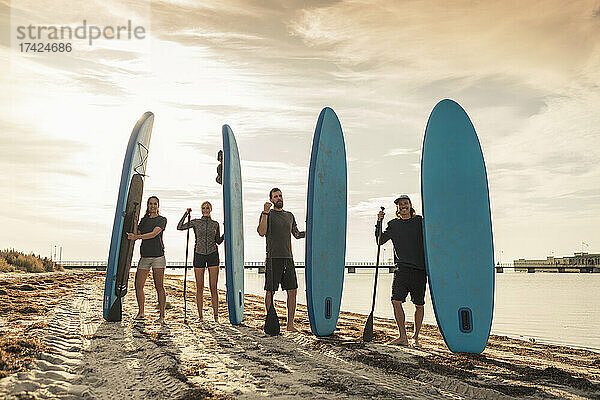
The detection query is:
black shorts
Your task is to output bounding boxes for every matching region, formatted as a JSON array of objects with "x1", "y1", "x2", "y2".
[
  {"x1": 264, "y1": 258, "x2": 298, "y2": 291},
  {"x1": 193, "y1": 251, "x2": 219, "y2": 268},
  {"x1": 391, "y1": 267, "x2": 427, "y2": 305}
]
